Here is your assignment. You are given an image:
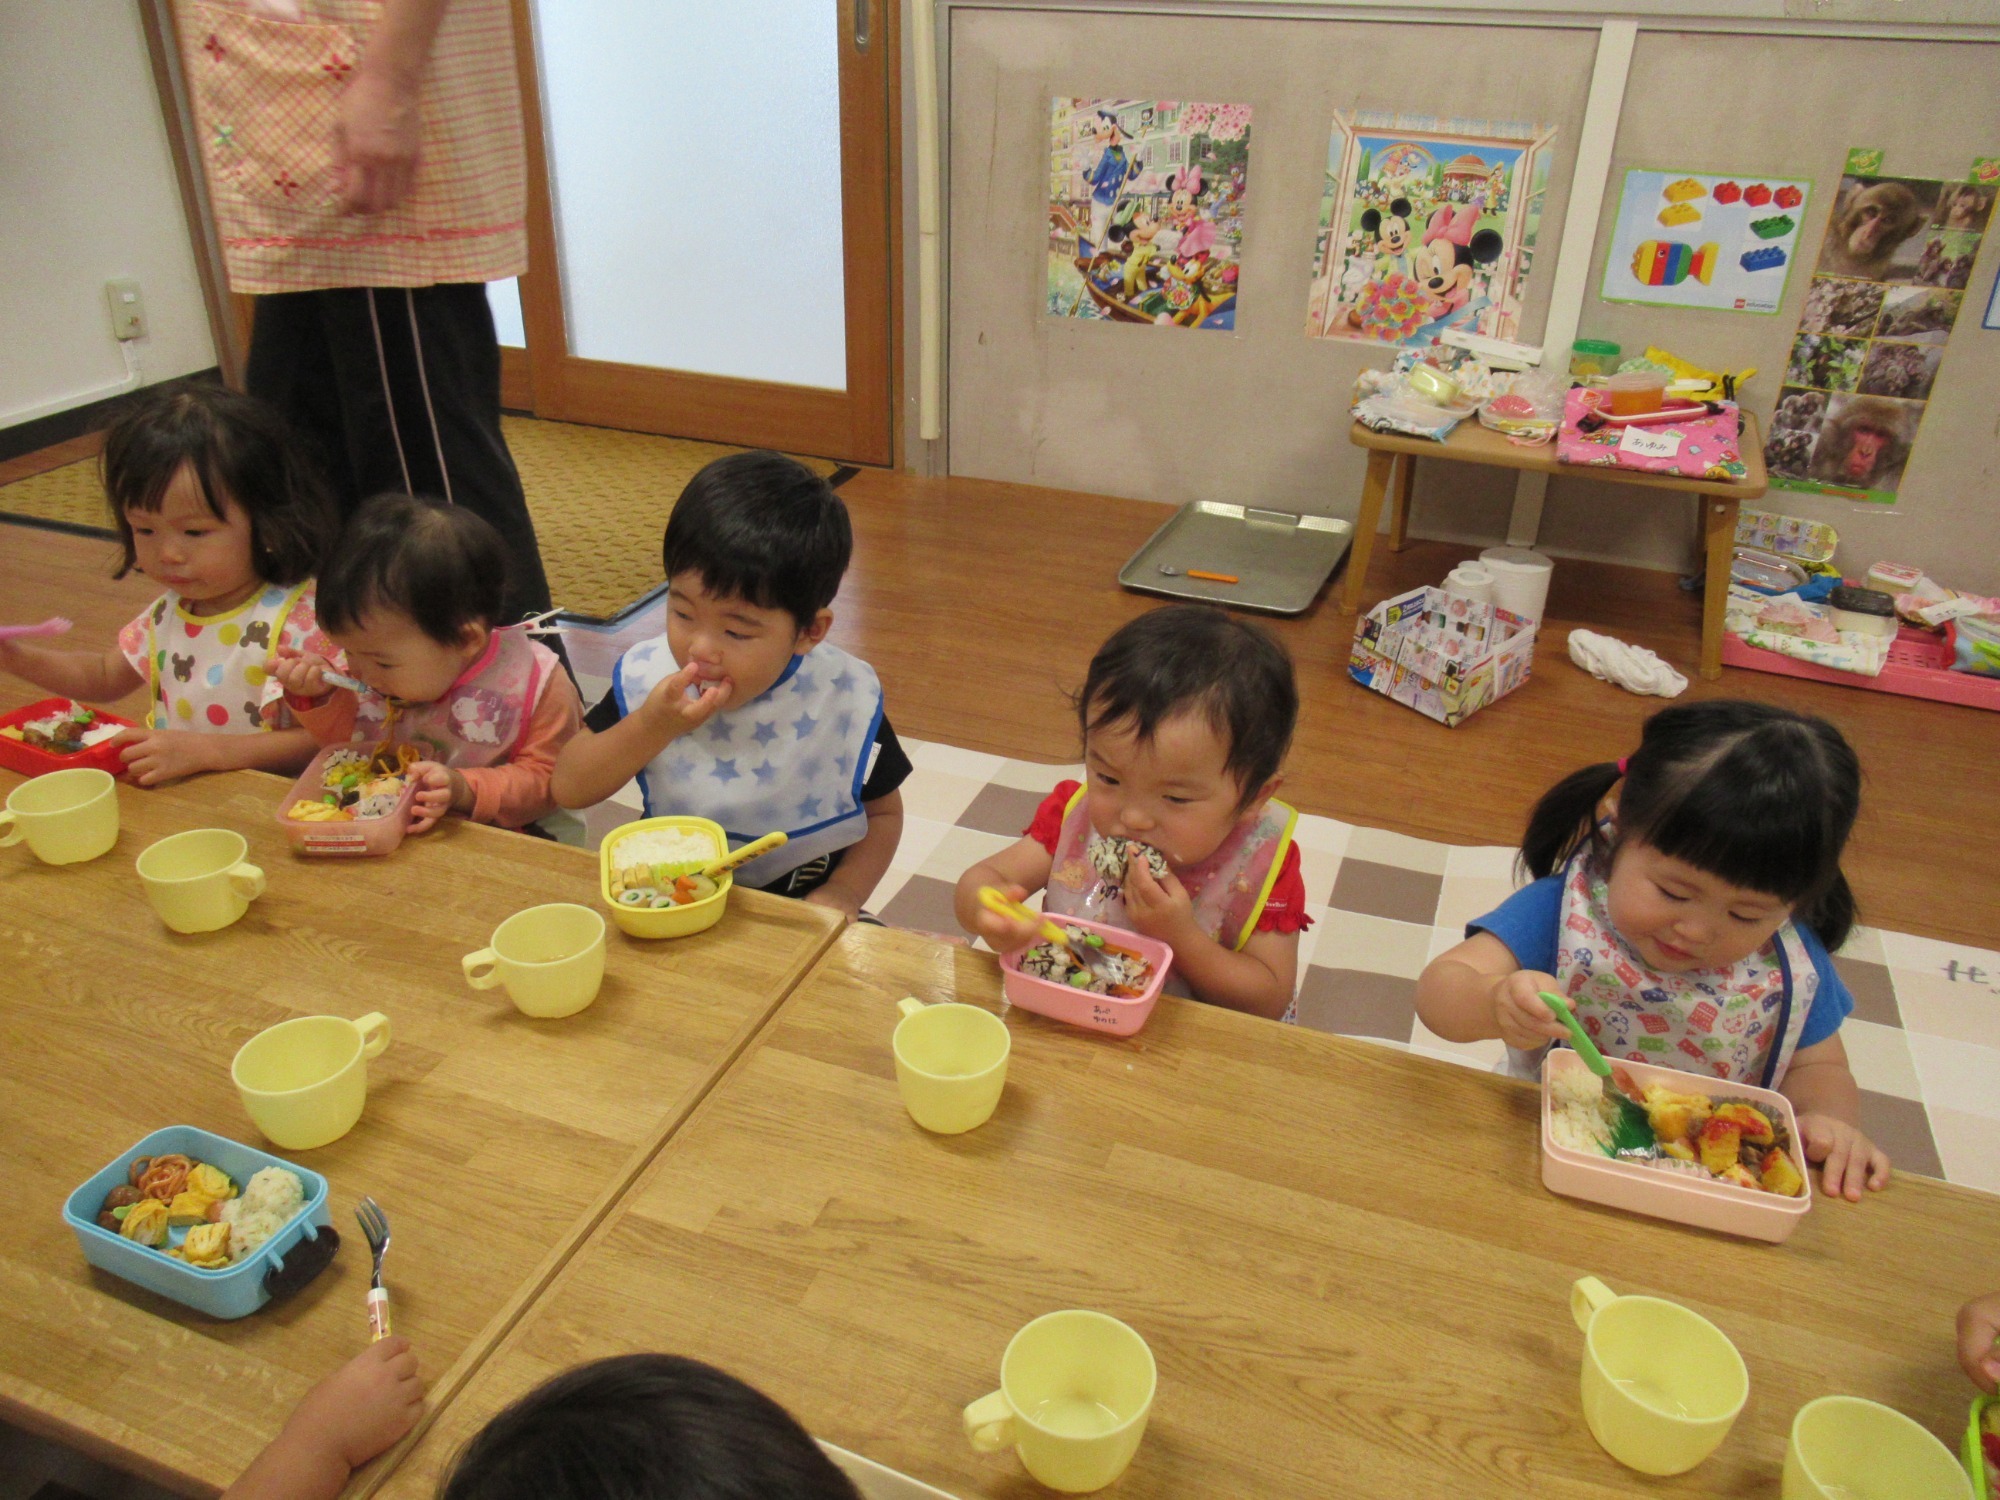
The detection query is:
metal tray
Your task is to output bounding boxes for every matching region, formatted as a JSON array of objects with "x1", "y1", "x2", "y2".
[{"x1": 1118, "y1": 502, "x2": 1353, "y2": 616}]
